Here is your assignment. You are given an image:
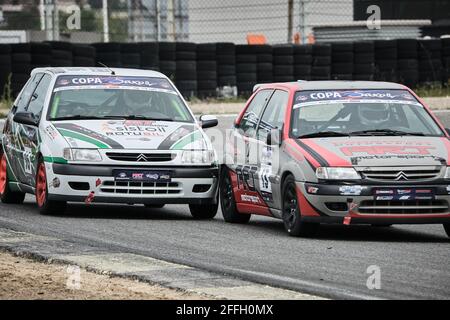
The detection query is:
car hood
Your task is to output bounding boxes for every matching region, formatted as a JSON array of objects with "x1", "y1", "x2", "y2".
[
  {"x1": 52, "y1": 120, "x2": 207, "y2": 150},
  {"x1": 298, "y1": 136, "x2": 450, "y2": 167}
]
